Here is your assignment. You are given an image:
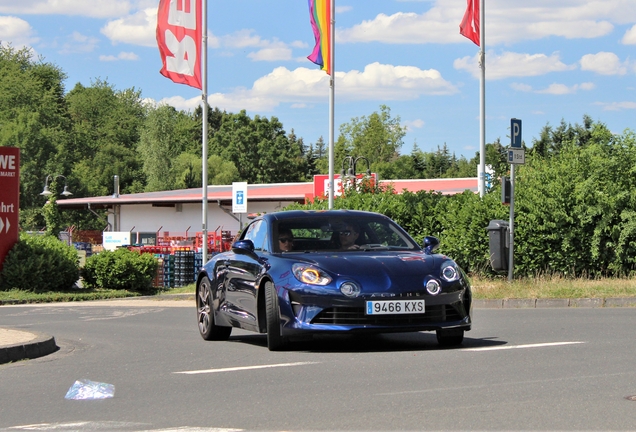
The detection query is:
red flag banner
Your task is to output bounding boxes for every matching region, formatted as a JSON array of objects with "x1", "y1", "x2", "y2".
[
  {"x1": 156, "y1": 0, "x2": 202, "y2": 89},
  {"x1": 460, "y1": 0, "x2": 480, "y2": 46}
]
